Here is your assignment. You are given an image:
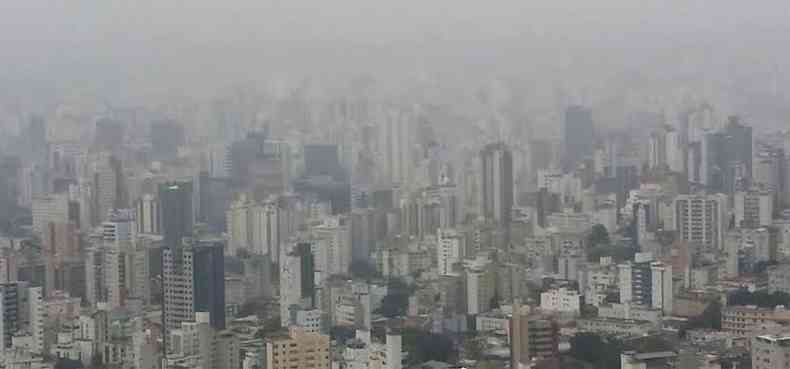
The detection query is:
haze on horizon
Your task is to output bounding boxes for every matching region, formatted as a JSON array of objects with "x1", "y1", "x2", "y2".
[{"x1": 2, "y1": 0, "x2": 790, "y2": 129}]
